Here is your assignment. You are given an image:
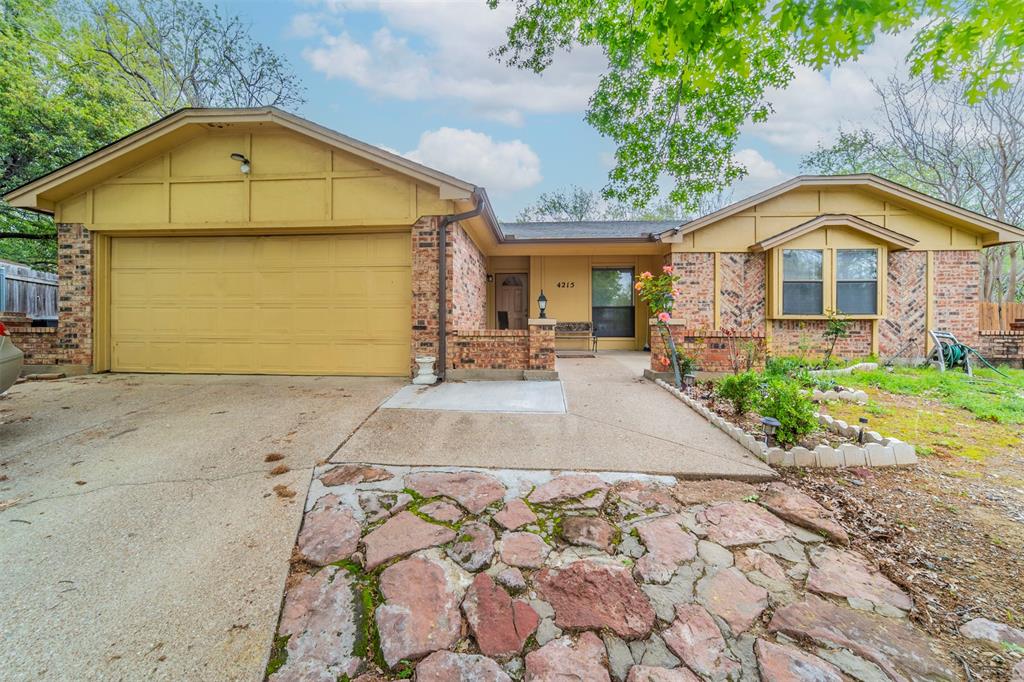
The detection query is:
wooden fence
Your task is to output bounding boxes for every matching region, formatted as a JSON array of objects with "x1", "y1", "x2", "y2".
[
  {"x1": 0, "y1": 260, "x2": 58, "y2": 319},
  {"x1": 979, "y1": 302, "x2": 1024, "y2": 331}
]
